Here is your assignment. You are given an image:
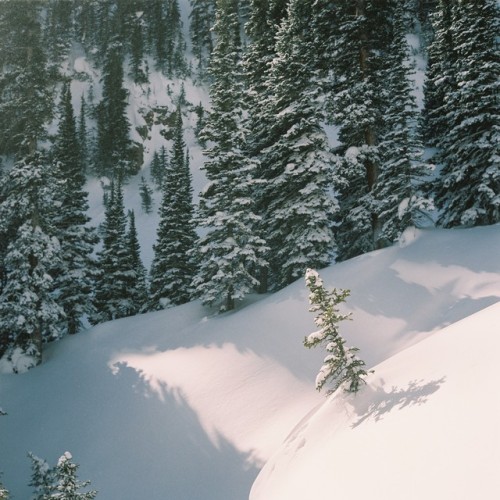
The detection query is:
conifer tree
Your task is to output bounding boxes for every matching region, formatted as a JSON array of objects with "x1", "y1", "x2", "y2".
[
  {"x1": 126, "y1": 210, "x2": 148, "y2": 312},
  {"x1": 304, "y1": 269, "x2": 369, "y2": 394},
  {"x1": 189, "y1": 0, "x2": 217, "y2": 80},
  {"x1": 52, "y1": 83, "x2": 98, "y2": 335},
  {"x1": 49, "y1": 452, "x2": 97, "y2": 500},
  {"x1": 0, "y1": 480, "x2": 8, "y2": 500},
  {"x1": 429, "y1": 0, "x2": 500, "y2": 227},
  {"x1": 253, "y1": 0, "x2": 339, "y2": 289},
  {"x1": 28, "y1": 452, "x2": 55, "y2": 500},
  {"x1": 373, "y1": 2, "x2": 432, "y2": 244},
  {"x1": 91, "y1": 181, "x2": 136, "y2": 324},
  {"x1": 139, "y1": 176, "x2": 154, "y2": 213},
  {"x1": 149, "y1": 107, "x2": 197, "y2": 309},
  {"x1": 421, "y1": 0, "x2": 455, "y2": 146},
  {"x1": 95, "y1": 41, "x2": 135, "y2": 179},
  {"x1": 150, "y1": 146, "x2": 169, "y2": 189},
  {"x1": 0, "y1": 2, "x2": 53, "y2": 157},
  {"x1": 325, "y1": 0, "x2": 392, "y2": 260},
  {"x1": 129, "y1": 10, "x2": 148, "y2": 84},
  {"x1": 192, "y1": 0, "x2": 268, "y2": 312},
  {"x1": 0, "y1": 154, "x2": 64, "y2": 367},
  {"x1": 78, "y1": 95, "x2": 89, "y2": 173}
]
